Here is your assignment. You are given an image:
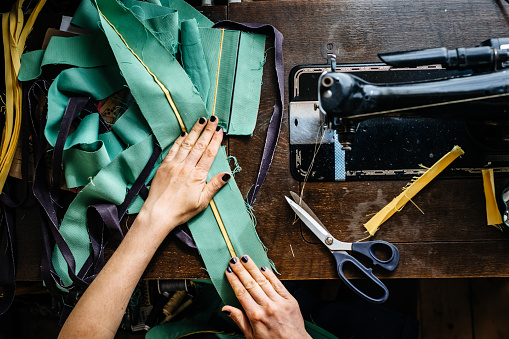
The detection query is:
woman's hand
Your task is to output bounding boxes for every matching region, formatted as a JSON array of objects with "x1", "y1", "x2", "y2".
[
  {"x1": 139, "y1": 116, "x2": 230, "y2": 236},
  {"x1": 223, "y1": 255, "x2": 312, "y2": 339}
]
